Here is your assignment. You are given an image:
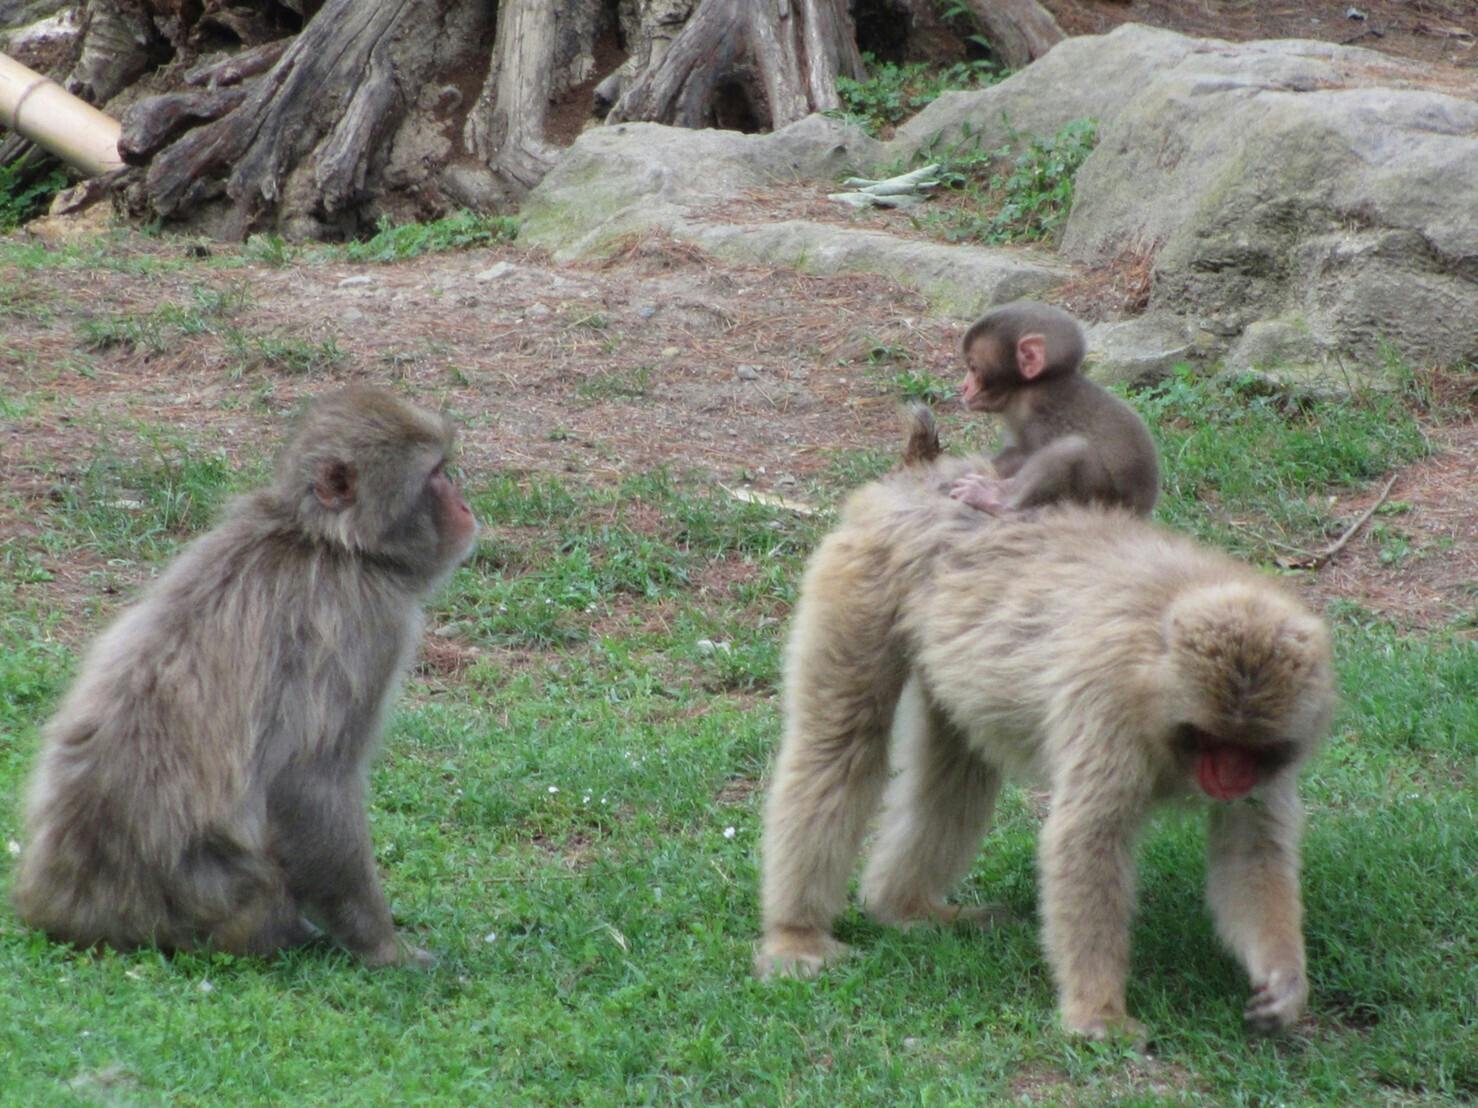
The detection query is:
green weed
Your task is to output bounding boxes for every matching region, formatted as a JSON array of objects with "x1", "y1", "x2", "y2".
[
  {"x1": 833, "y1": 55, "x2": 1002, "y2": 136},
  {"x1": 344, "y1": 211, "x2": 519, "y2": 263},
  {"x1": 889, "y1": 368, "x2": 954, "y2": 403},
  {"x1": 913, "y1": 117, "x2": 1098, "y2": 245},
  {"x1": 77, "y1": 283, "x2": 251, "y2": 353},
  {"x1": 576, "y1": 365, "x2": 654, "y2": 401},
  {"x1": 225, "y1": 331, "x2": 345, "y2": 376},
  {"x1": 0, "y1": 160, "x2": 68, "y2": 230}
]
